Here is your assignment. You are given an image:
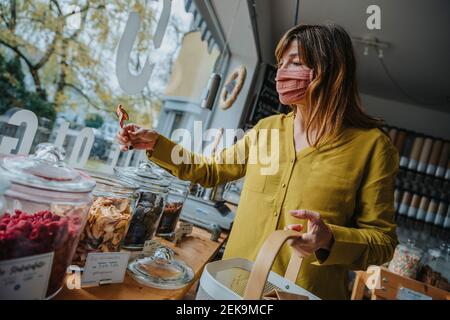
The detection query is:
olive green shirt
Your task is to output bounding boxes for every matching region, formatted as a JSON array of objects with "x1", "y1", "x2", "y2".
[{"x1": 148, "y1": 112, "x2": 399, "y2": 299}]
